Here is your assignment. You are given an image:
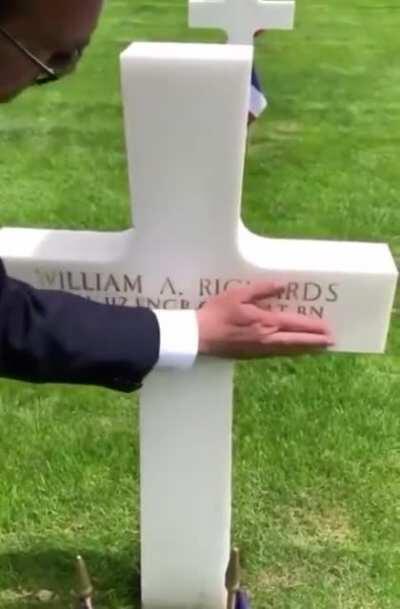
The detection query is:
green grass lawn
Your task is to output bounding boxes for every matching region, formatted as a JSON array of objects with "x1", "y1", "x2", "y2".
[{"x1": 1, "y1": 0, "x2": 400, "y2": 607}]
